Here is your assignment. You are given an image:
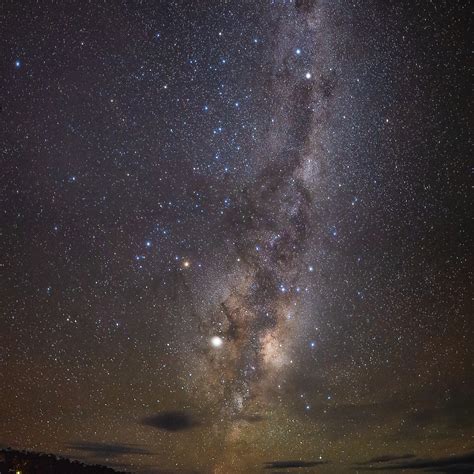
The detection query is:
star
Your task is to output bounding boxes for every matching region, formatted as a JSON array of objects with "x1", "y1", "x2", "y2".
[{"x1": 210, "y1": 336, "x2": 223, "y2": 348}]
